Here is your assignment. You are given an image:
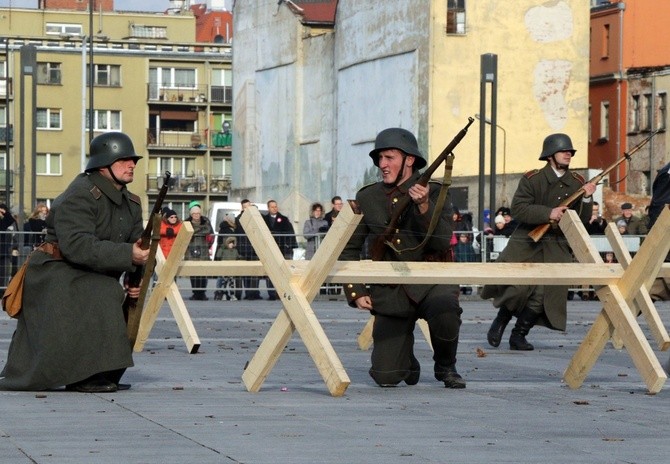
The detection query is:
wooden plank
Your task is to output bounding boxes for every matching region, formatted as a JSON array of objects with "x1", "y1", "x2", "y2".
[
  {"x1": 134, "y1": 222, "x2": 194, "y2": 352},
  {"x1": 357, "y1": 316, "x2": 374, "y2": 350},
  {"x1": 239, "y1": 206, "x2": 350, "y2": 397},
  {"x1": 241, "y1": 204, "x2": 361, "y2": 394},
  {"x1": 605, "y1": 224, "x2": 670, "y2": 350},
  {"x1": 560, "y1": 210, "x2": 668, "y2": 392},
  {"x1": 597, "y1": 285, "x2": 666, "y2": 393},
  {"x1": 242, "y1": 309, "x2": 295, "y2": 392}
]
